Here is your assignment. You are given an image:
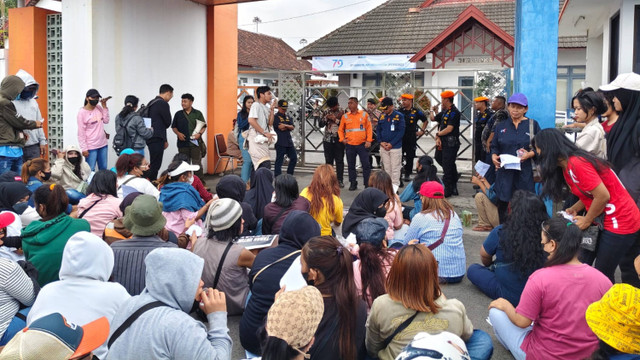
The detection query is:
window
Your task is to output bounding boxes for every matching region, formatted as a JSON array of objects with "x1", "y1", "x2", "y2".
[
  {"x1": 610, "y1": 12, "x2": 620, "y2": 82},
  {"x1": 253, "y1": 78, "x2": 261, "y2": 84},
  {"x1": 240, "y1": 77, "x2": 248, "y2": 84},
  {"x1": 263, "y1": 79, "x2": 273, "y2": 86},
  {"x1": 556, "y1": 66, "x2": 586, "y2": 113},
  {"x1": 363, "y1": 73, "x2": 381, "y2": 87}
]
